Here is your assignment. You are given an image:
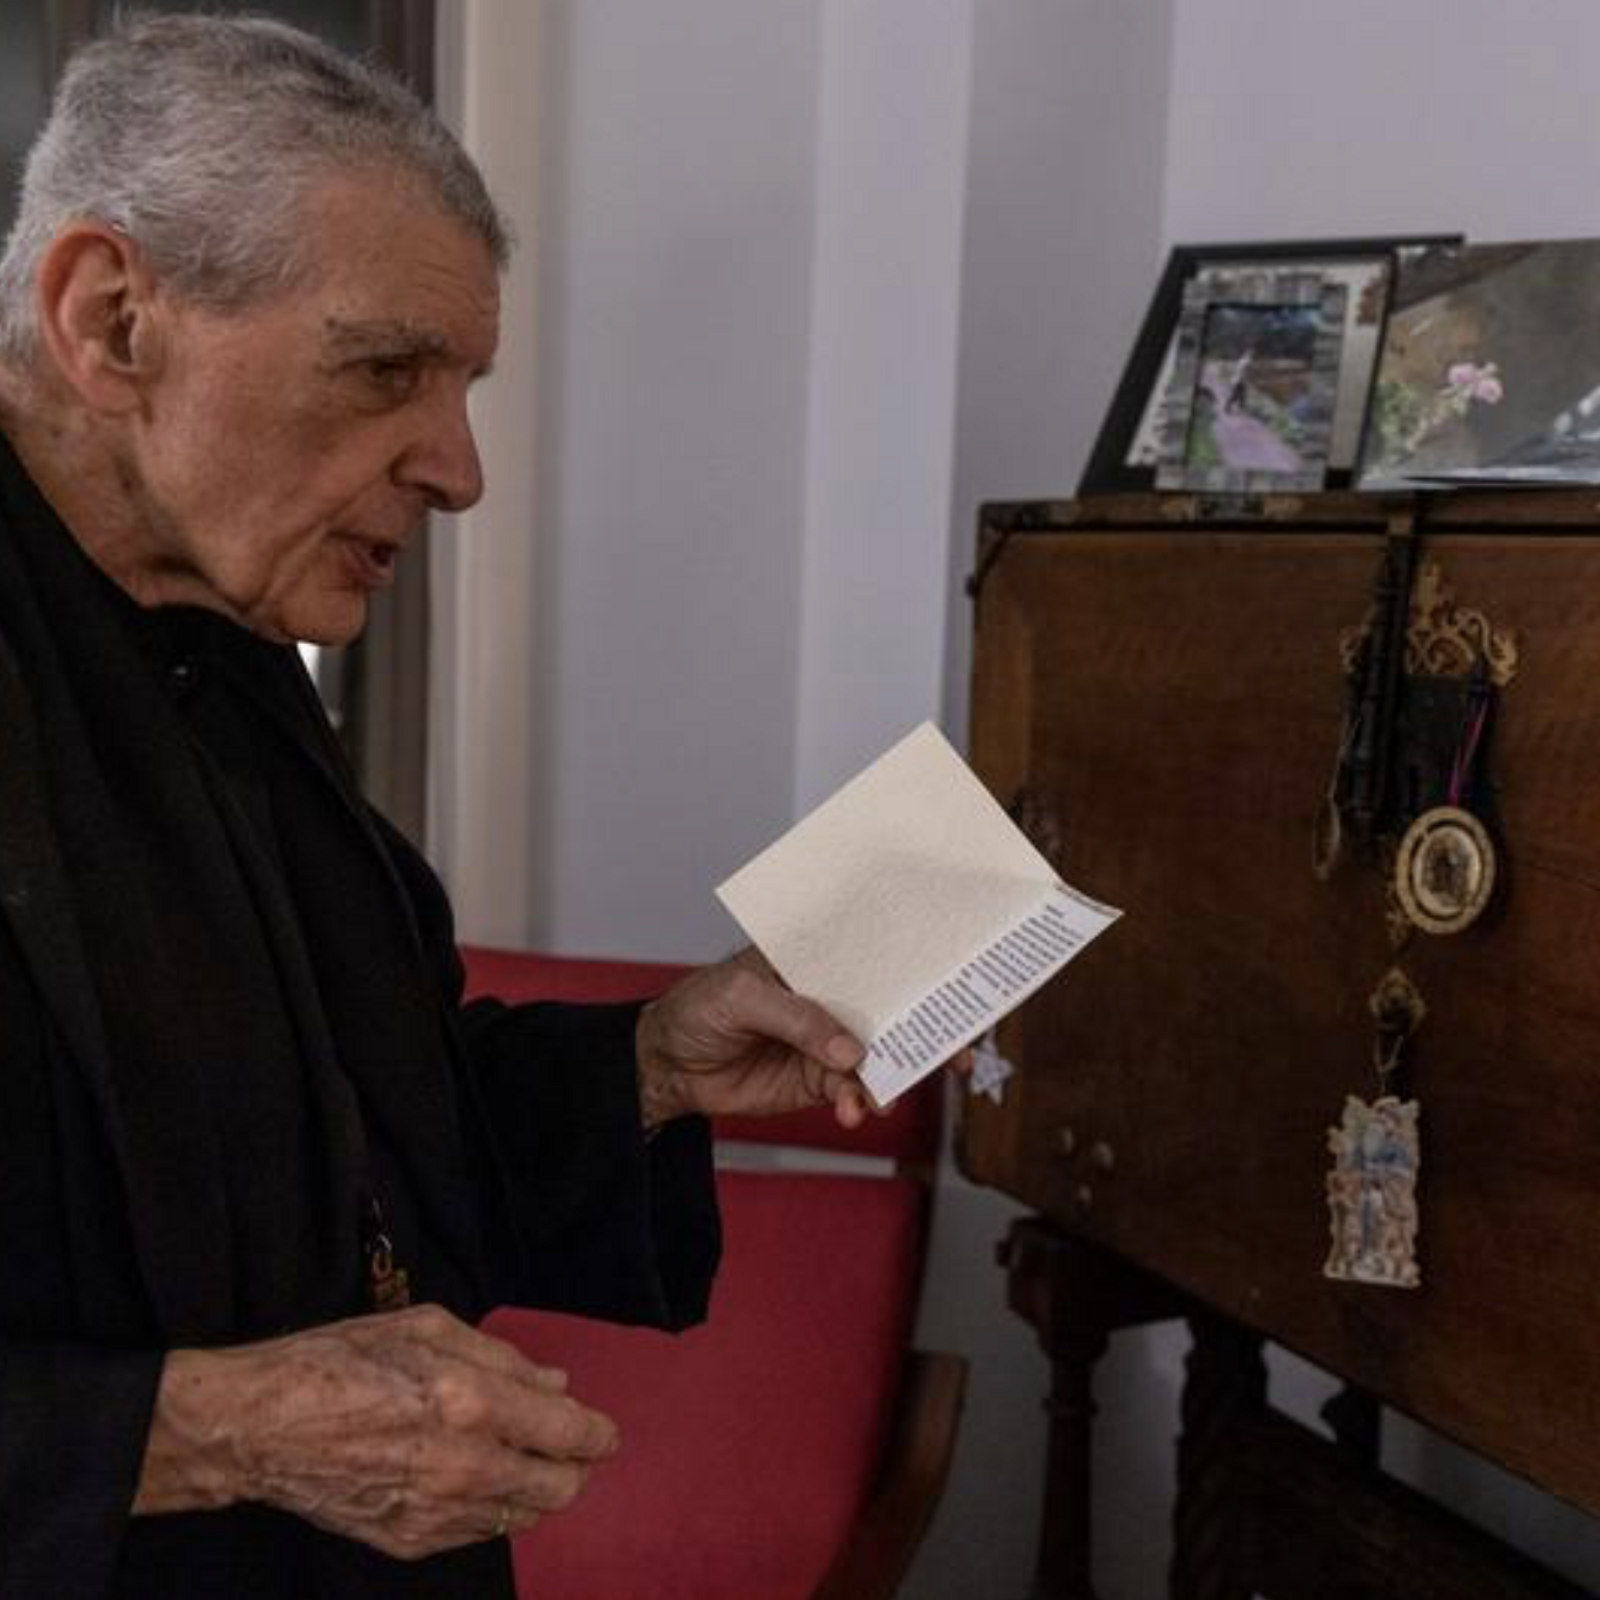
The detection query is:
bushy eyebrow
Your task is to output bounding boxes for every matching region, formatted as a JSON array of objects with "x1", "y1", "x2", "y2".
[
  {"x1": 322, "y1": 318, "x2": 450, "y2": 363},
  {"x1": 320, "y1": 317, "x2": 496, "y2": 382}
]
